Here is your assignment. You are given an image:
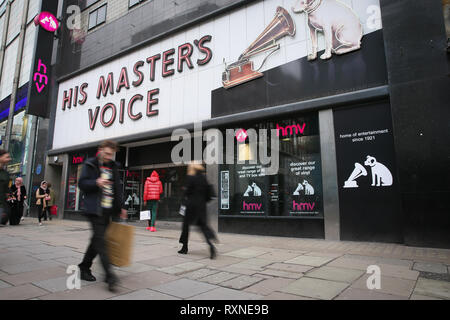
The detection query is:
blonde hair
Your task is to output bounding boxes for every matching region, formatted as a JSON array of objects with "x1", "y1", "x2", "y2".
[{"x1": 187, "y1": 161, "x2": 205, "y2": 176}]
